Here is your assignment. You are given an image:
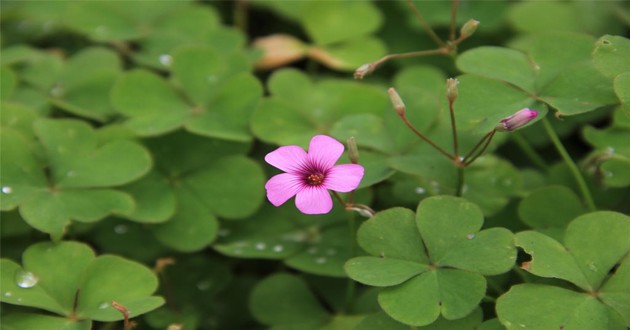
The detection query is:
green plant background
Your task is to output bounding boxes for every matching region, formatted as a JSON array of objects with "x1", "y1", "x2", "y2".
[{"x1": 1, "y1": 0, "x2": 629, "y2": 329}]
